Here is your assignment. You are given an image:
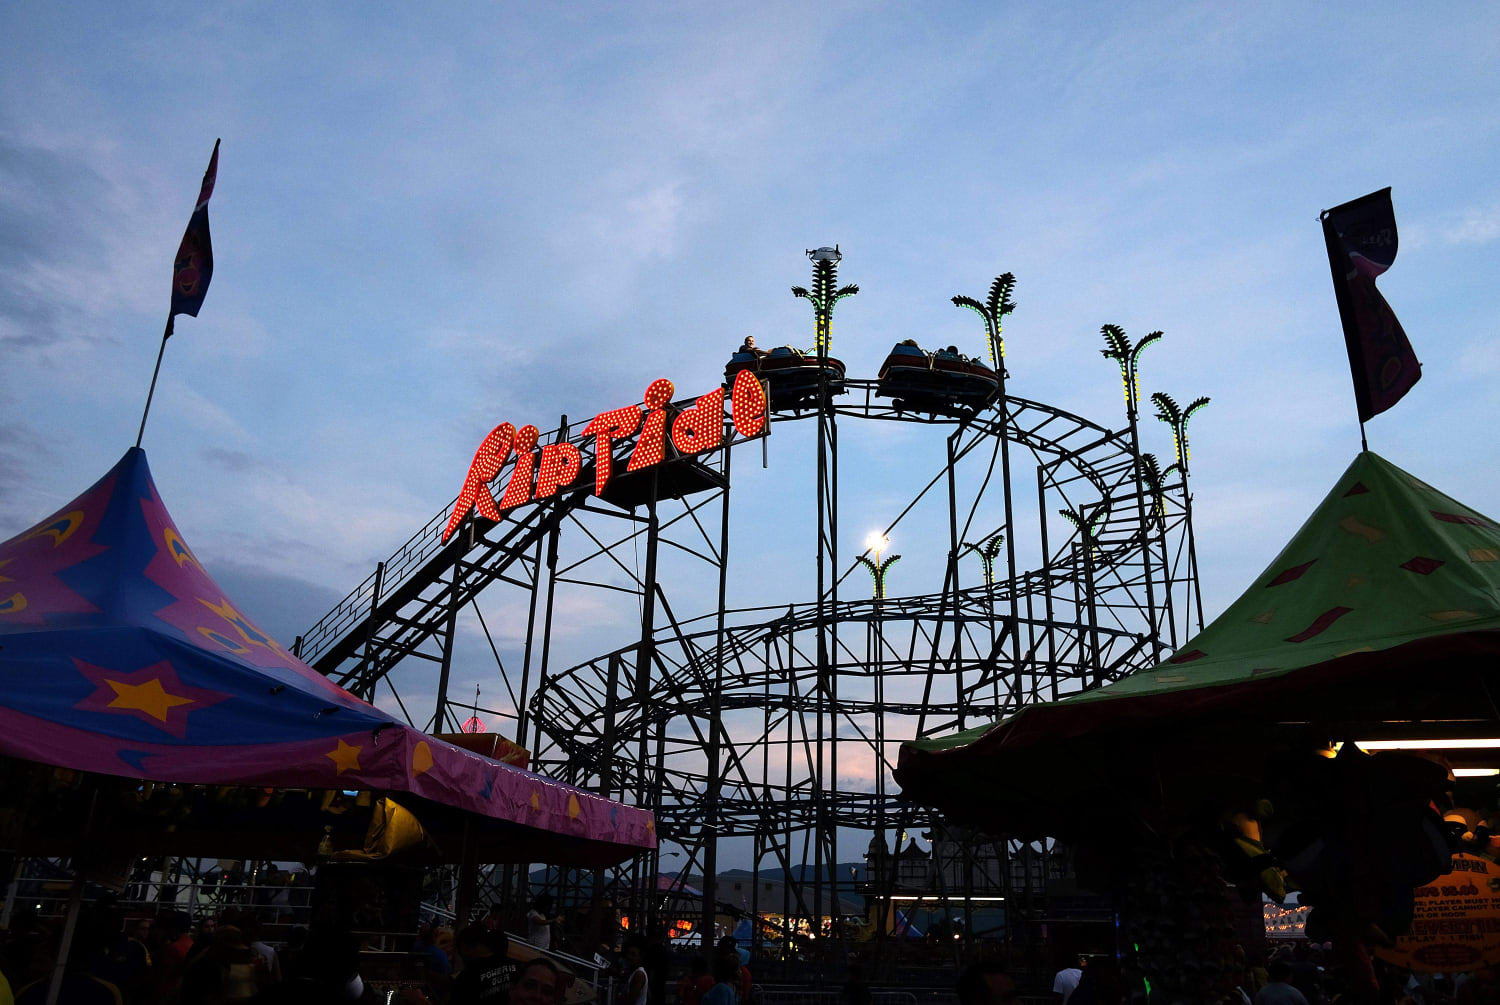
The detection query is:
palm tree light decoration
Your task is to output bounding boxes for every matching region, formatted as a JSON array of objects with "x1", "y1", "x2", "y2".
[
  {"x1": 1150, "y1": 392, "x2": 1211, "y2": 476},
  {"x1": 1059, "y1": 505, "x2": 1110, "y2": 560},
  {"x1": 792, "y1": 246, "x2": 859, "y2": 357},
  {"x1": 856, "y1": 532, "x2": 900, "y2": 600},
  {"x1": 1139, "y1": 451, "x2": 1179, "y2": 647},
  {"x1": 1138, "y1": 454, "x2": 1168, "y2": 529},
  {"x1": 1060, "y1": 504, "x2": 1109, "y2": 682},
  {"x1": 976, "y1": 531, "x2": 1006, "y2": 585},
  {"x1": 1151, "y1": 391, "x2": 1210, "y2": 633},
  {"x1": 1099, "y1": 324, "x2": 1162, "y2": 420},
  {"x1": 951, "y1": 272, "x2": 1017, "y2": 372}
]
